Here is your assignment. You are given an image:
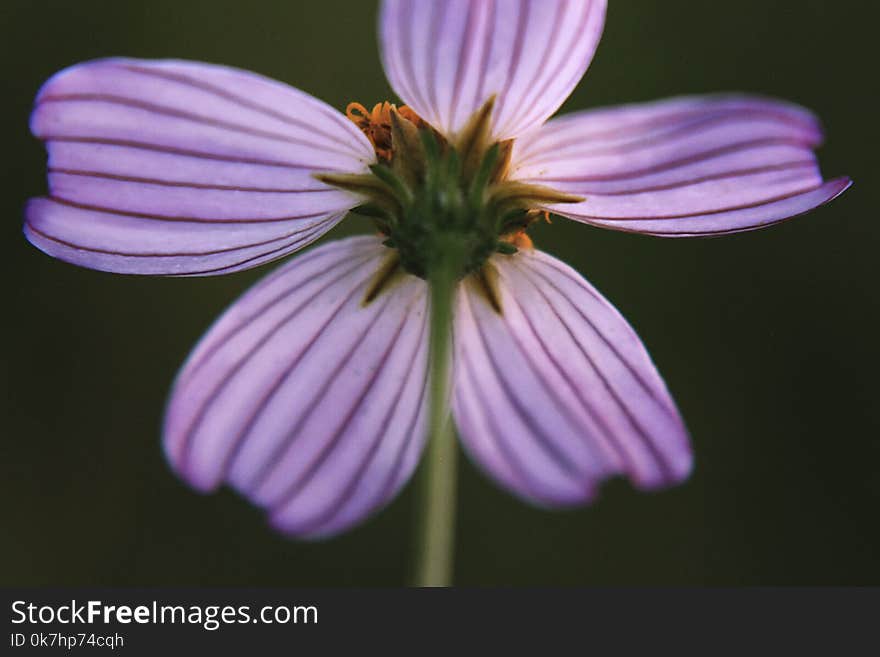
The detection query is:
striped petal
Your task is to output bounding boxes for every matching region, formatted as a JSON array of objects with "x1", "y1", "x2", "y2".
[
  {"x1": 452, "y1": 249, "x2": 691, "y2": 506},
  {"x1": 26, "y1": 58, "x2": 375, "y2": 275},
  {"x1": 379, "y1": 0, "x2": 606, "y2": 140},
  {"x1": 512, "y1": 95, "x2": 851, "y2": 236},
  {"x1": 164, "y1": 236, "x2": 430, "y2": 538}
]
